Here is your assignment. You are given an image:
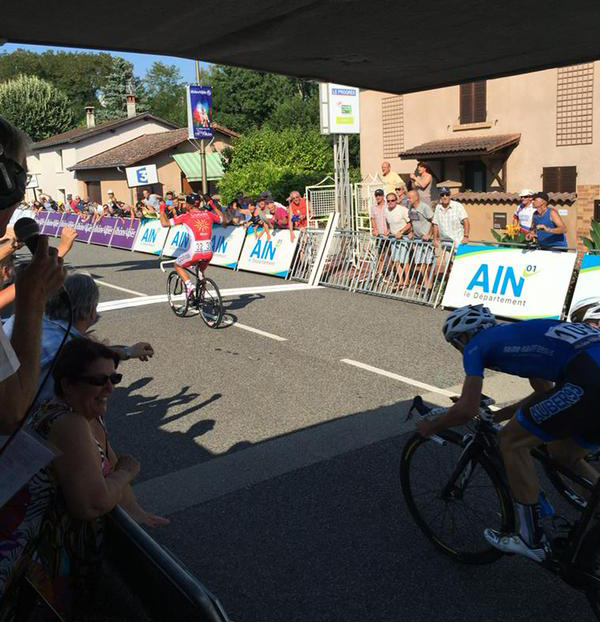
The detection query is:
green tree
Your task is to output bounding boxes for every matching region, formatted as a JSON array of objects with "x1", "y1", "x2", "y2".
[
  {"x1": 97, "y1": 57, "x2": 148, "y2": 122},
  {"x1": 0, "y1": 49, "x2": 114, "y2": 125},
  {"x1": 218, "y1": 126, "x2": 332, "y2": 203},
  {"x1": 144, "y1": 62, "x2": 187, "y2": 127},
  {"x1": 0, "y1": 75, "x2": 74, "y2": 142},
  {"x1": 265, "y1": 93, "x2": 320, "y2": 132},
  {"x1": 210, "y1": 65, "x2": 315, "y2": 133}
]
